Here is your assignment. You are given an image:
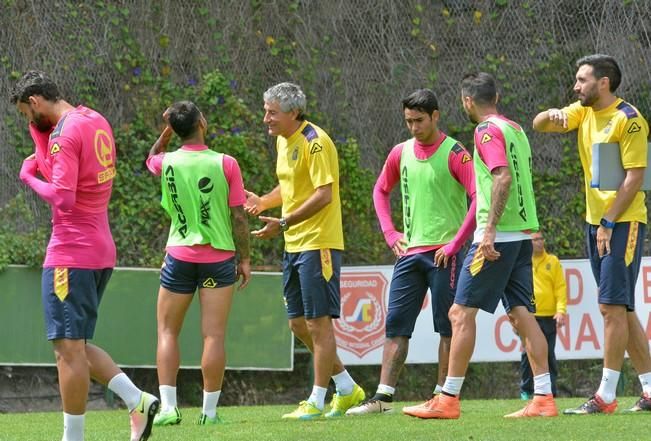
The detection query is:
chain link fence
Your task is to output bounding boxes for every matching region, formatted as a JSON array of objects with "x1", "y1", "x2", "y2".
[{"x1": 1, "y1": 0, "x2": 650, "y2": 260}]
